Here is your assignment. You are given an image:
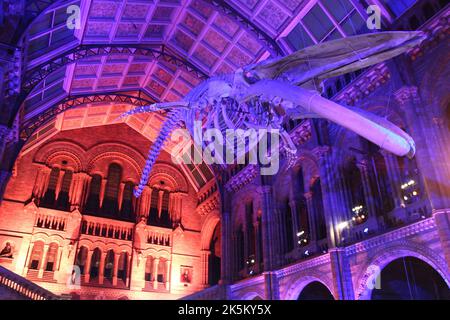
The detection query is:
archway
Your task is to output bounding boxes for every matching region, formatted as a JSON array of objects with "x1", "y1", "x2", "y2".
[
  {"x1": 297, "y1": 281, "x2": 335, "y2": 300},
  {"x1": 371, "y1": 257, "x2": 450, "y2": 300},
  {"x1": 208, "y1": 223, "x2": 221, "y2": 285}
]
